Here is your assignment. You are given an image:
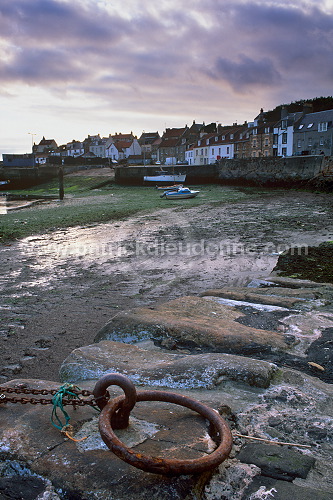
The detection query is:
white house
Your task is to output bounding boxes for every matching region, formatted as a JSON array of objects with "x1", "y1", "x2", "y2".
[
  {"x1": 273, "y1": 110, "x2": 303, "y2": 157},
  {"x1": 192, "y1": 131, "x2": 236, "y2": 165},
  {"x1": 66, "y1": 140, "x2": 84, "y2": 157},
  {"x1": 105, "y1": 138, "x2": 141, "y2": 161}
]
